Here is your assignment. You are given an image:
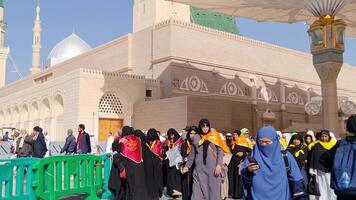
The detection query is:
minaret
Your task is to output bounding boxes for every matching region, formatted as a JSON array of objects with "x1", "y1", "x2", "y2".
[
  {"x1": 30, "y1": 0, "x2": 41, "y2": 75},
  {"x1": 133, "y1": 0, "x2": 190, "y2": 32},
  {"x1": 0, "y1": 0, "x2": 9, "y2": 88}
]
